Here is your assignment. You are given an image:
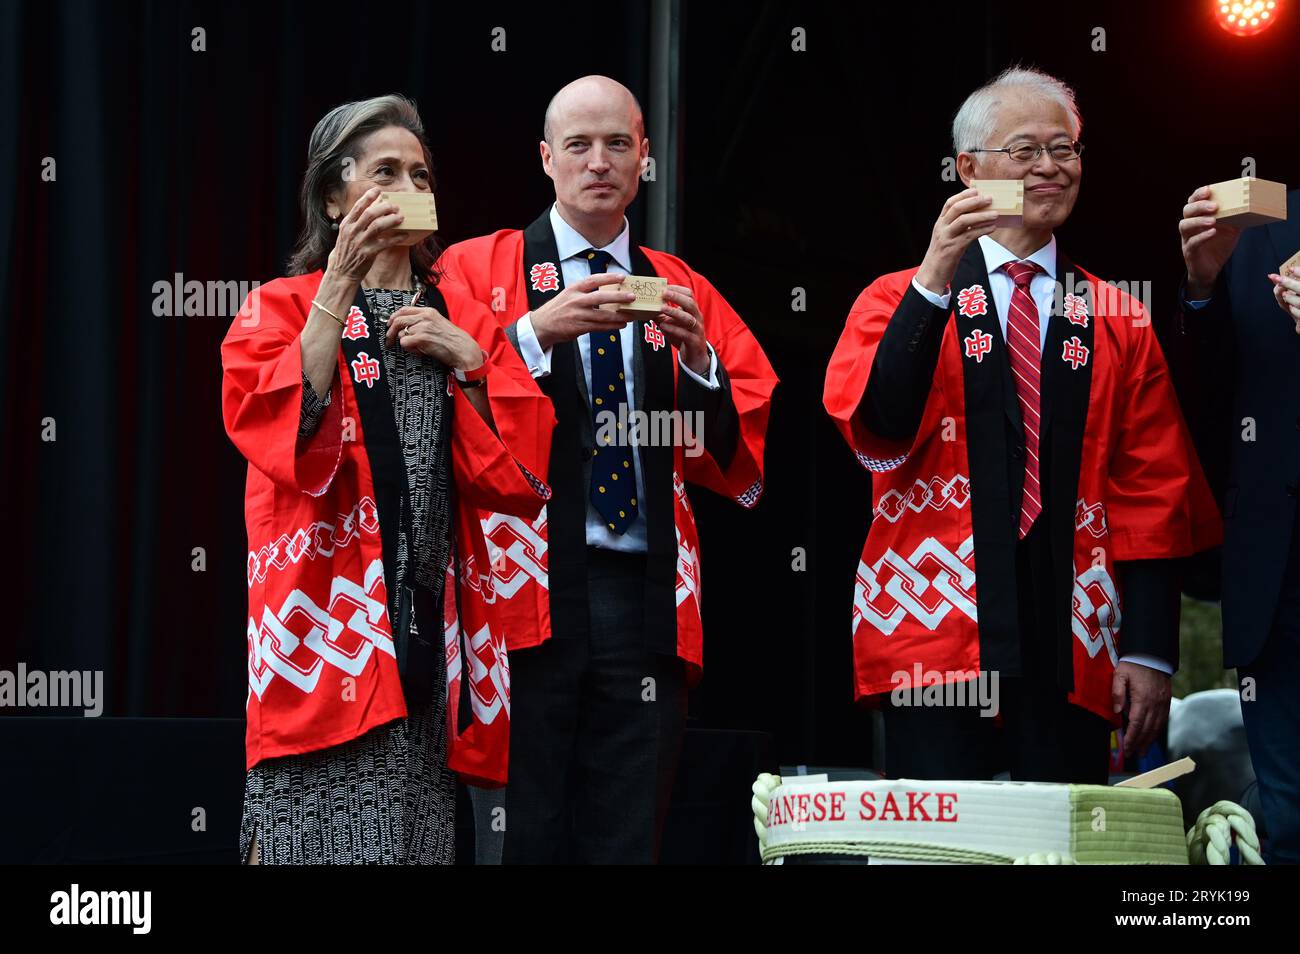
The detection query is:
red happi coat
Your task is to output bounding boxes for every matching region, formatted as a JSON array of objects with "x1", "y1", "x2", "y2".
[
  {"x1": 437, "y1": 217, "x2": 777, "y2": 677},
  {"x1": 222, "y1": 270, "x2": 555, "y2": 784},
  {"x1": 824, "y1": 254, "x2": 1221, "y2": 723}
]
